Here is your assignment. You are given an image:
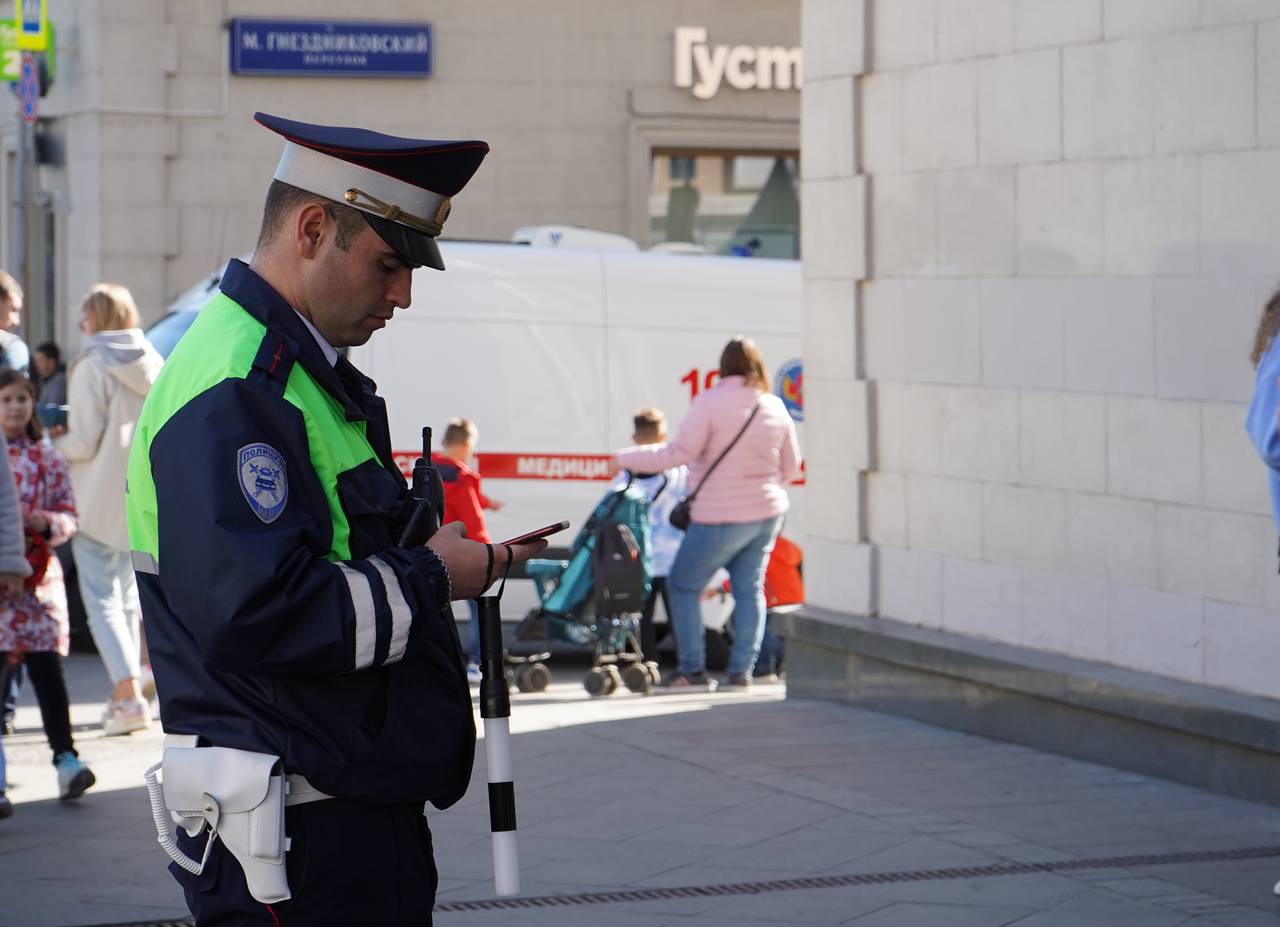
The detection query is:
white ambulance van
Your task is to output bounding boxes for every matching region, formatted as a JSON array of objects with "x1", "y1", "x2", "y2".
[{"x1": 151, "y1": 229, "x2": 804, "y2": 639}]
